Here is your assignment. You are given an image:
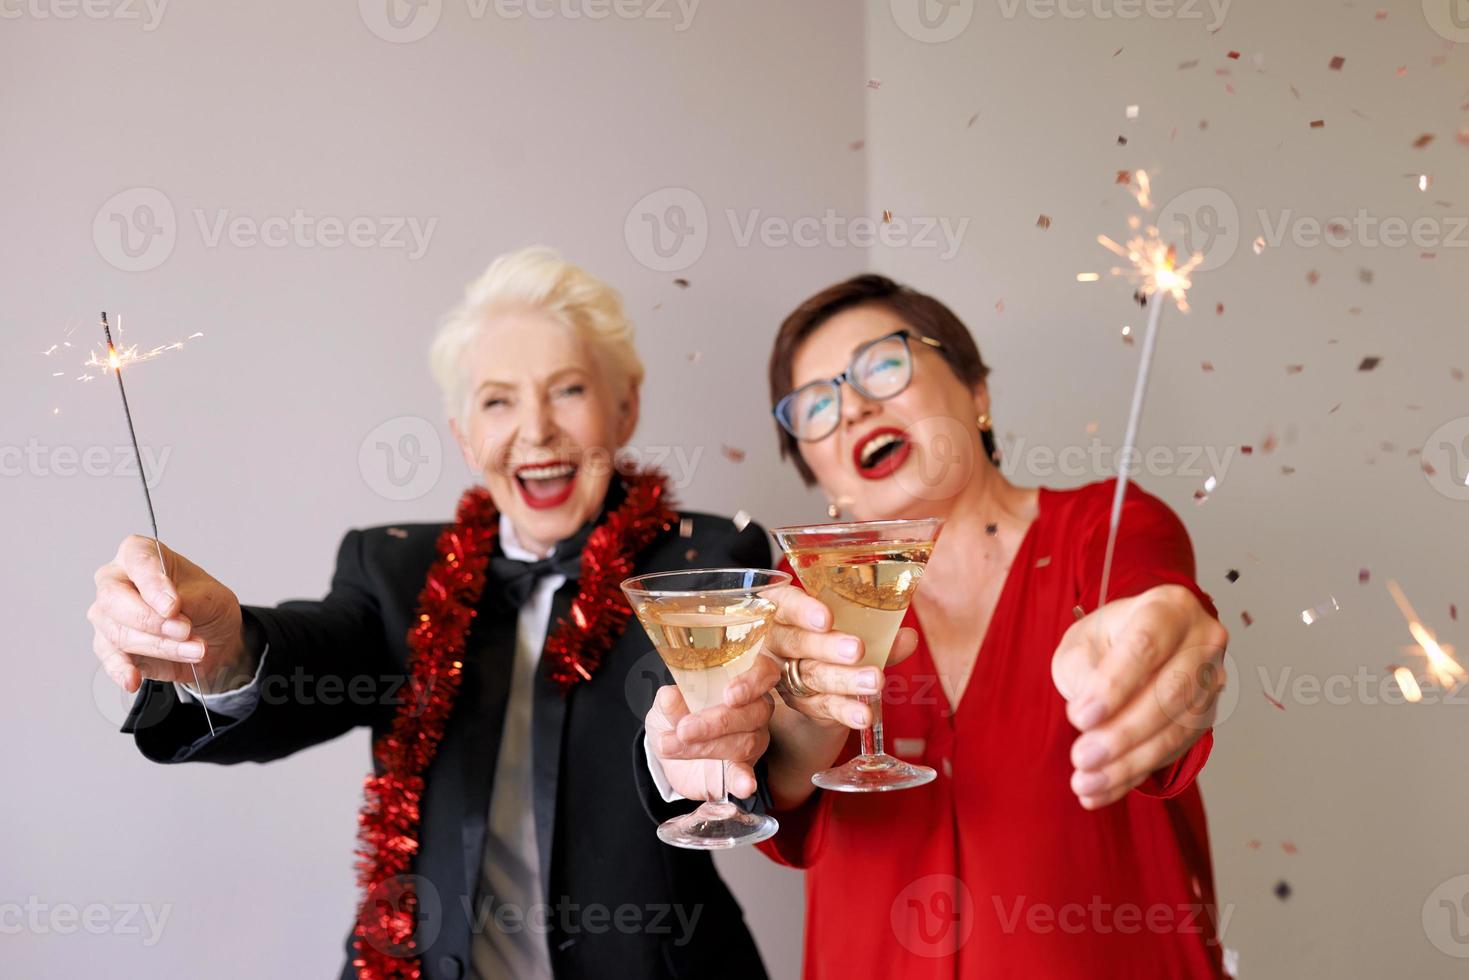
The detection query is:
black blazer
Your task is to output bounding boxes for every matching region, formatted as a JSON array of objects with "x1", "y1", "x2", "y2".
[{"x1": 122, "y1": 506, "x2": 773, "y2": 980}]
